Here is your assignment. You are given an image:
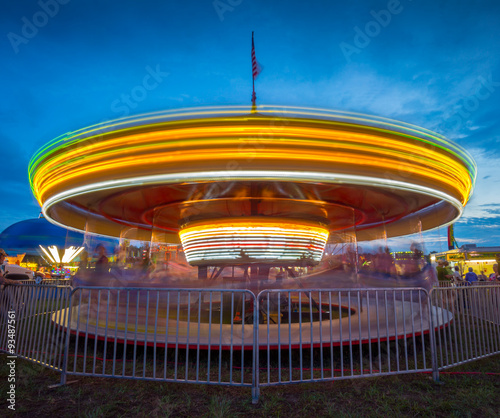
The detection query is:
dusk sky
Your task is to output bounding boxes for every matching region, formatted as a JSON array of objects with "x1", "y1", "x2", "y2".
[{"x1": 2, "y1": 0, "x2": 500, "y2": 253}]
